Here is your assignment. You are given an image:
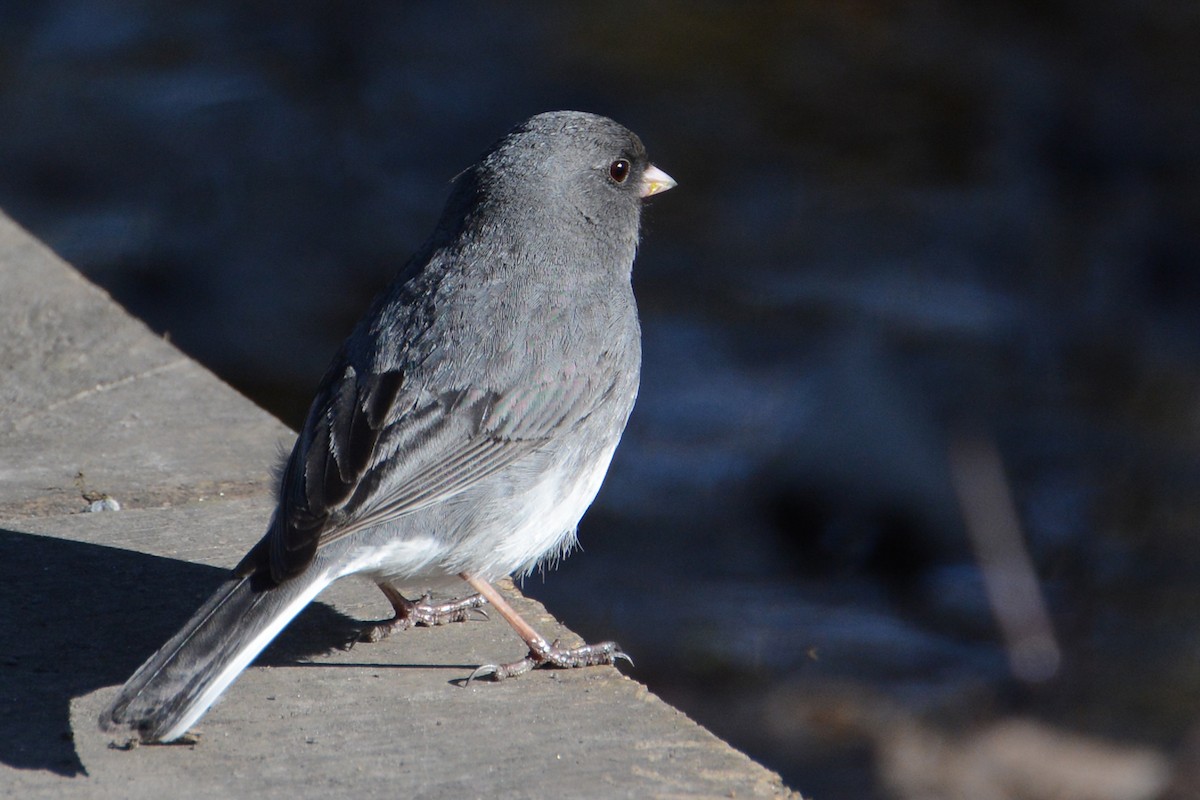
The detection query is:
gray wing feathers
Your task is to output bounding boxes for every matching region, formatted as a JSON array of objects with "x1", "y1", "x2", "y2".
[
  {"x1": 317, "y1": 375, "x2": 605, "y2": 543},
  {"x1": 272, "y1": 359, "x2": 611, "y2": 574}
]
